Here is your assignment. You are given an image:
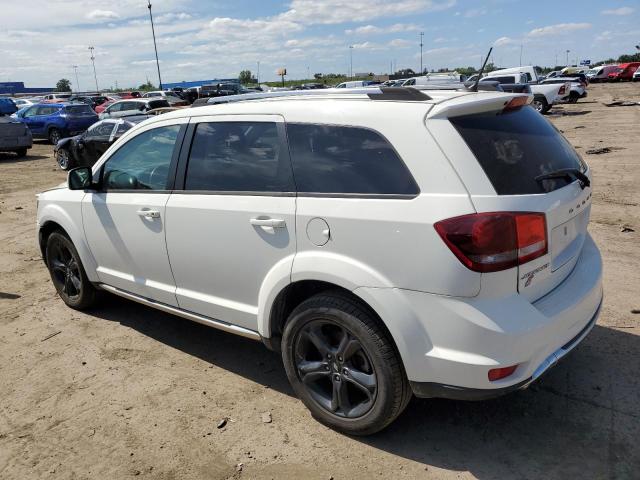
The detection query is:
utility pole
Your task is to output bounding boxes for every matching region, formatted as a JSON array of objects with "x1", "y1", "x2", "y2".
[
  {"x1": 349, "y1": 45, "x2": 354, "y2": 78},
  {"x1": 307, "y1": 65, "x2": 310, "y2": 79},
  {"x1": 147, "y1": 0, "x2": 163, "y2": 90},
  {"x1": 72, "y1": 65, "x2": 80, "y2": 92},
  {"x1": 519, "y1": 44, "x2": 523, "y2": 67},
  {"x1": 555, "y1": 52, "x2": 558, "y2": 67},
  {"x1": 257, "y1": 61, "x2": 260, "y2": 84},
  {"x1": 420, "y1": 32, "x2": 424, "y2": 74},
  {"x1": 88, "y1": 46, "x2": 99, "y2": 92},
  {"x1": 566, "y1": 49, "x2": 570, "y2": 67}
]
